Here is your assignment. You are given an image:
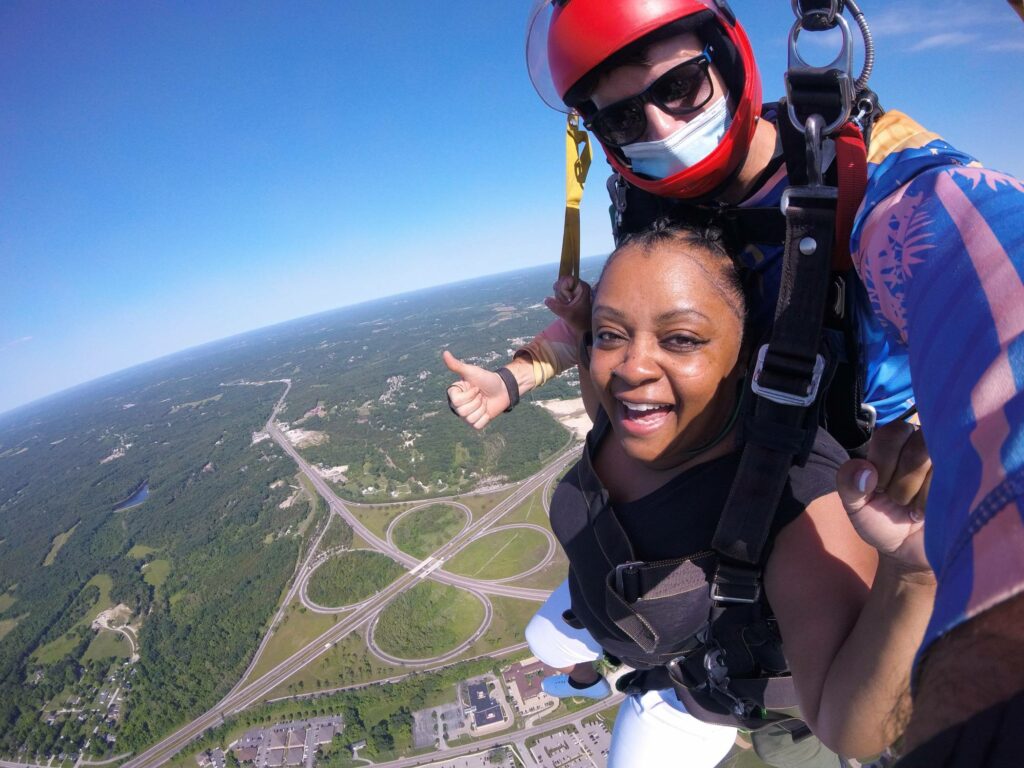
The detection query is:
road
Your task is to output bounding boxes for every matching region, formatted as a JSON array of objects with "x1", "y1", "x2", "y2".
[
  {"x1": 366, "y1": 694, "x2": 624, "y2": 768},
  {"x1": 120, "y1": 380, "x2": 581, "y2": 767}
]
